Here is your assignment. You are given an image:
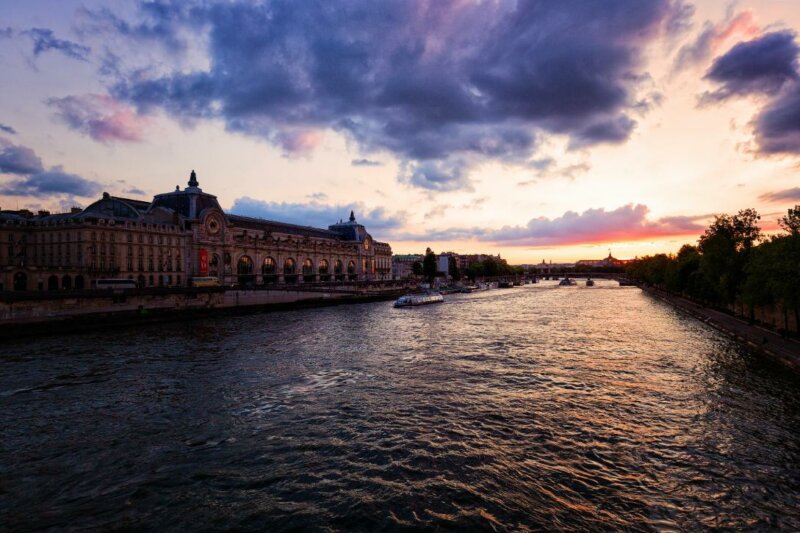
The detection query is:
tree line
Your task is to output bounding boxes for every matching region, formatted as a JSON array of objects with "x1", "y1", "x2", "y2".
[
  {"x1": 411, "y1": 248, "x2": 524, "y2": 283},
  {"x1": 626, "y1": 207, "x2": 800, "y2": 334}
]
